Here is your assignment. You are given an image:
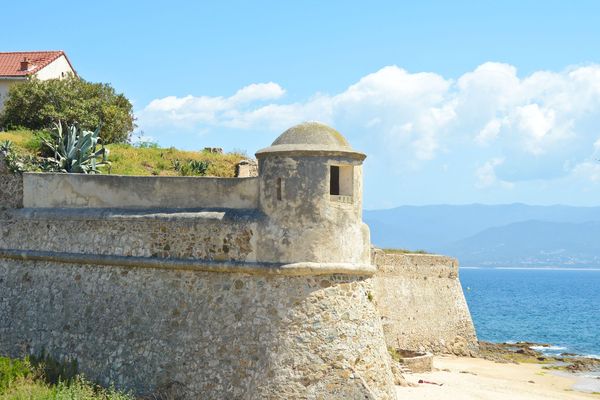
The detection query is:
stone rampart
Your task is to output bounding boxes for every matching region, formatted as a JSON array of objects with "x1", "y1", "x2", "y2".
[
  {"x1": 0, "y1": 201, "x2": 396, "y2": 399},
  {"x1": 0, "y1": 256, "x2": 395, "y2": 399},
  {"x1": 372, "y1": 250, "x2": 478, "y2": 356},
  {"x1": 0, "y1": 154, "x2": 23, "y2": 209},
  {"x1": 1, "y1": 208, "x2": 260, "y2": 262}
]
